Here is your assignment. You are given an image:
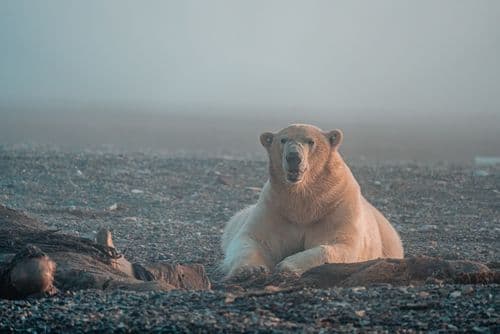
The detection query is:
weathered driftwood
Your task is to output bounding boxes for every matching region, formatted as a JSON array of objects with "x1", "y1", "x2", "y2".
[
  {"x1": 300, "y1": 256, "x2": 498, "y2": 288},
  {"x1": 0, "y1": 245, "x2": 57, "y2": 299},
  {"x1": 0, "y1": 205, "x2": 120, "y2": 264},
  {"x1": 226, "y1": 256, "x2": 498, "y2": 291},
  {"x1": 0, "y1": 205, "x2": 210, "y2": 299}
]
